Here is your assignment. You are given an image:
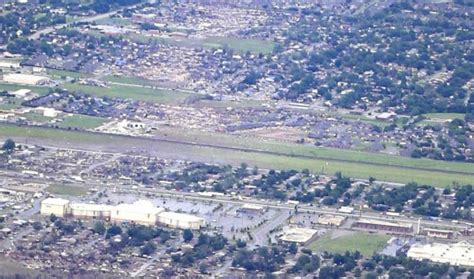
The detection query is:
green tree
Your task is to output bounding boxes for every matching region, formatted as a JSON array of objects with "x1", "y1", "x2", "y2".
[
  {"x1": 141, "y1": 241, "x2": 156, "y2": 256},
  {"x1": 93, "y1": 221, "x2": 106, "y2": 234},
  {"x1": 2, "y1": 139, "x2": 15, "y2": 154},
  {"x1": 183, "y1": 229, "x2": 194, "y2": 242}
]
